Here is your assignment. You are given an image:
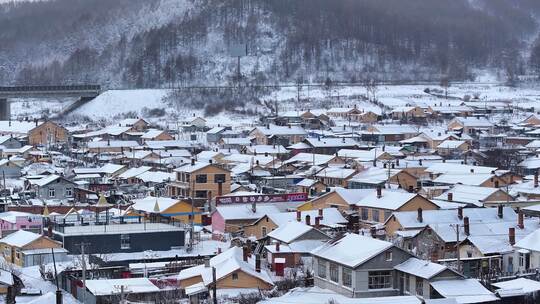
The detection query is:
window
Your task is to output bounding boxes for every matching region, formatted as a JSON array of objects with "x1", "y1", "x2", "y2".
[
  {"x1": 519, "y1": 253, "x2": 525, "y2": 267},
  {"x1": 372, "y1": 209, "x2": 380, "y2": 222},
  {"x1": 48, "y1": 188, "x2": 55, "y2": 198},
  {"x1": 65, "y1": 188, "x2": 73, "y2": 197},
  {"x1": 368, "y1": 271, "x2": 392, "y2": 289},
  {"x1": 405, "y1": 274, "x2": 410, "y2": 292},
  {"x1": 3, "y1": 248, "x2": 9, "y2": 257},
  {"x1": 15, "y1": 249, "x2": 20, "y2": 260},
  {"x1": 329, "y1": 262, "x2": 339, "y2": 283},
  {"x1": 317, "y1": 260, "x2": 326, "y2": 278},
  {"x1": 415, "y1": 279, "x2": 424, "y2": 296},
  {"x1": 195, "y1": 174, "x2": 207, "y2": 183},
  {"x1": 342, "y1": 267, "x2": 352, "y2": 287},
  {"x1": 214, "y1": 174, "x2": 226, "y2": 183},
  {"x1": 262, "y1": 227, "x2": 267, "y2": 237},
  {"x1": 385, "y1": 251, "x2": 393, "y2": 261},
  {"x1": 232, "y1": 273, "x2": 238, "y2": 280},
  {"x1": 195, "y1": 191, "x2": 207, "y2": 198},
  {"x1": 120, "y1": 234, "x2": 130, "y2": 249},
  {"x1": 361, "y1": 208, "x2": 369, "y2": 220}
]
